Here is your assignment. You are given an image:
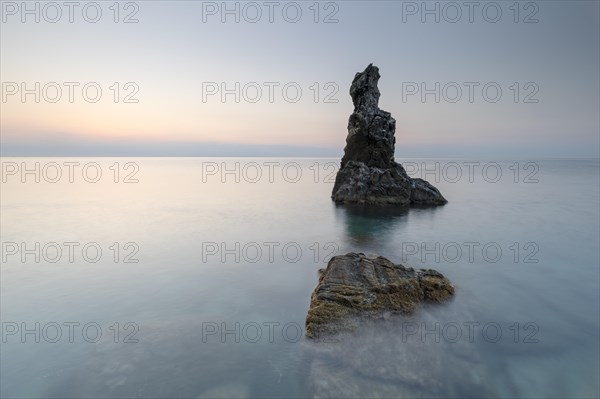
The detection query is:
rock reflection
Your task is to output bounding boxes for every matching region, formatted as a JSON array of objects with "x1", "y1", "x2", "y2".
[{"x1": 334, "y1": 203, "x2": 409, "y2": 245}]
